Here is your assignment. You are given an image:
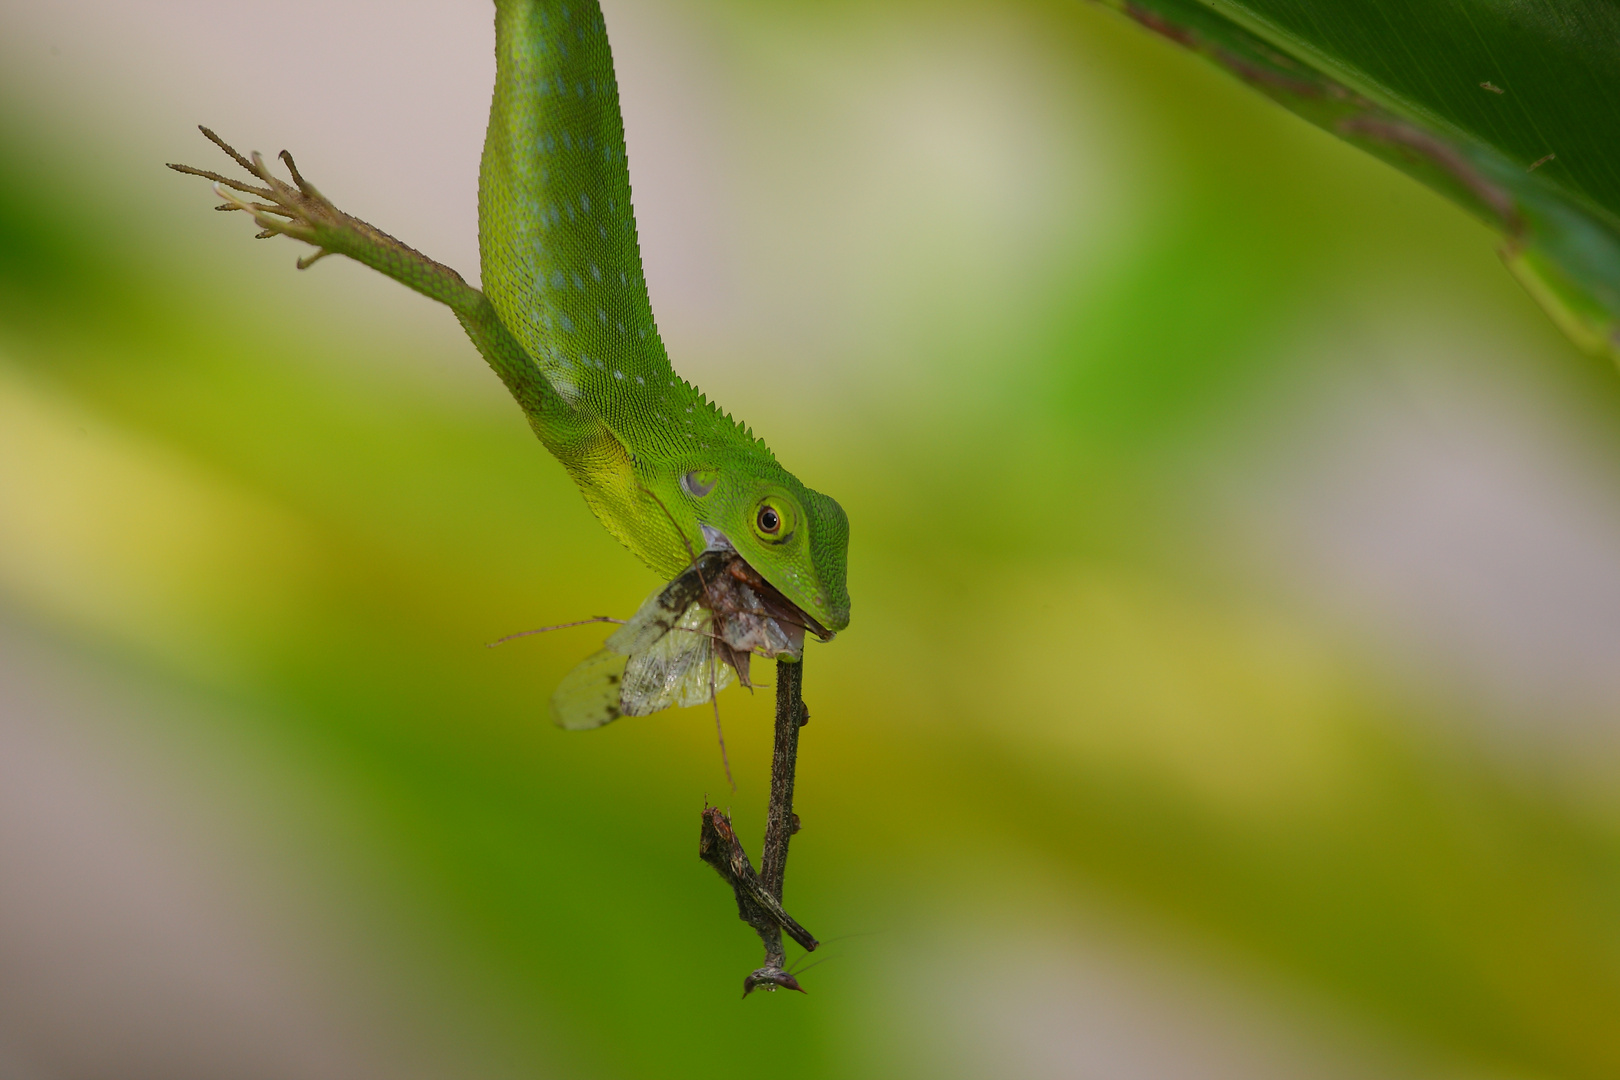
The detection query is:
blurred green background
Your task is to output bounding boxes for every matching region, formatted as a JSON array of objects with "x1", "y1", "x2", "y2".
[{"x1": 4, "y1": 0, "x2": 1620, "y2": 1077}]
